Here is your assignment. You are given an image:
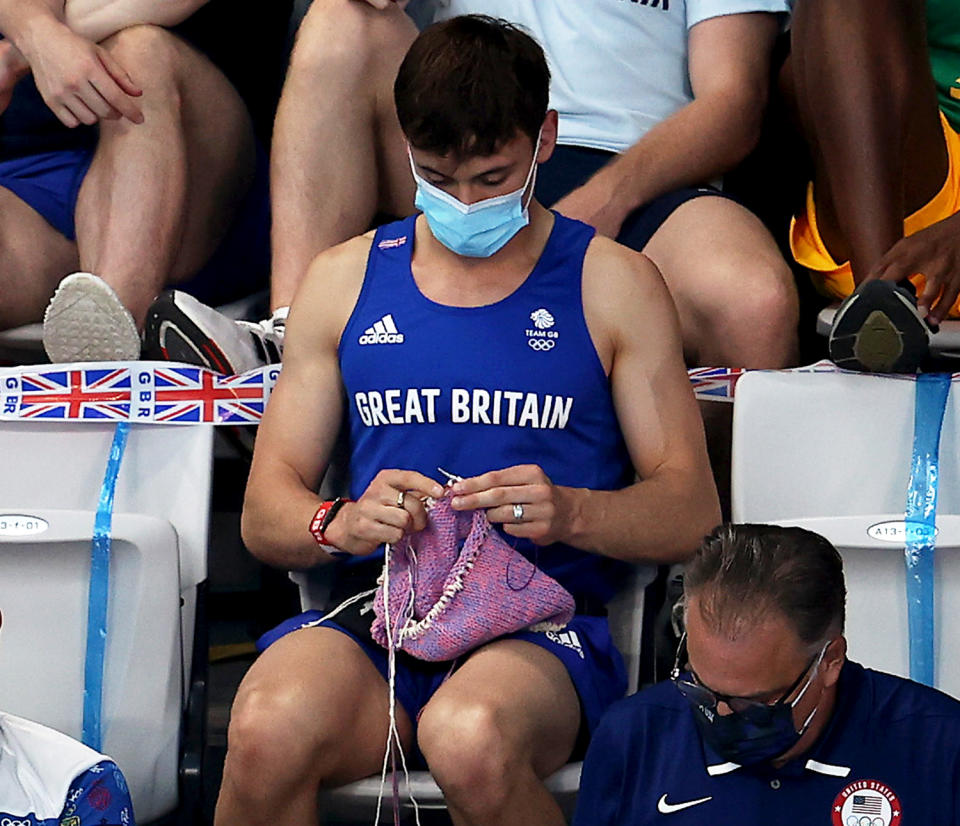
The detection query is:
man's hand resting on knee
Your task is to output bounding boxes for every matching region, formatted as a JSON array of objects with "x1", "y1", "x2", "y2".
[{"x1": 18, "y1": 17, "x2": 142, "y2": 126}]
